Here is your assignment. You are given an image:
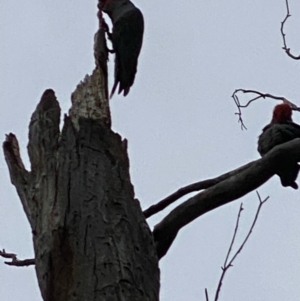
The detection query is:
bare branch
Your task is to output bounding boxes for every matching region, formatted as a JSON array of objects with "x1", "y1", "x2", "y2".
[
  {"x1": 213, "y1": 193, "x2": 268, "y2": 301},
  {"x1": 143, "y1": 161, "x2": 253, "y2": 218},
  {"x1": 5, "y1": 259, "x2": 35, "y2": 267},
  {"x1": 154, "y1": 138, "x2": 300, "y2": 259},
  {"x1": 0, "y1": 249, "x2": 17, "y2": 259},
  {"x1": 214, "y1": 203, "x2": 244, "y2": 301},
  {"x1": 232, "y1": 92, "x2": 248, "y2": 130},
  {"x1": 205, "y1": 288, "x2": 209, "y2": 301},
  {"x1": 280, "y1": 0, "x2": 300, "y2": 60},
  {"x1": 94, "y1": 3, "x2": 109, "y2": 99},
  {"x1": 3, "y1": 134, "x2": 32, "y2": 225},
  {"x1": 223, "y1": 203, "x2": 243, "y2": 268},
  {"x1": 0, "y1": 249, "x2": 35, "y2": 267},
  {"x1": 232, "y1": 89, "x2": 300, "y2": 128}
]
